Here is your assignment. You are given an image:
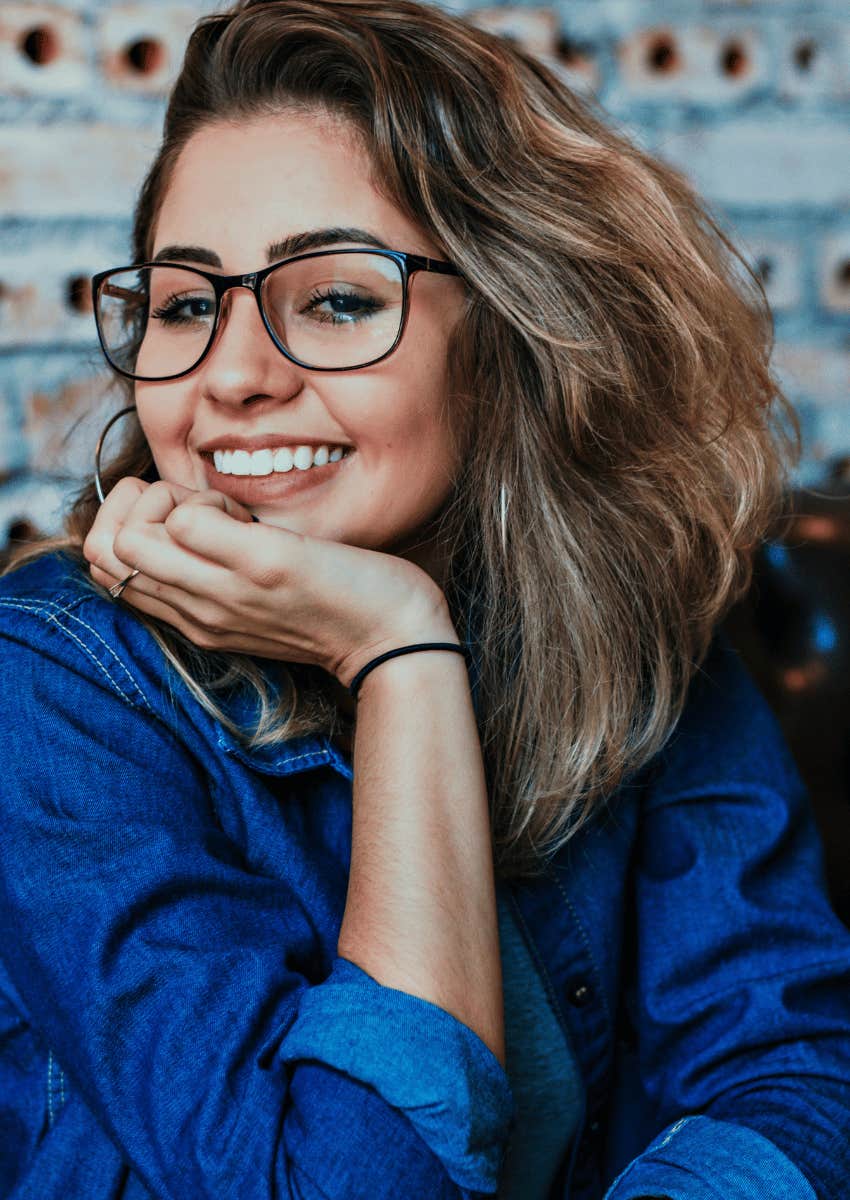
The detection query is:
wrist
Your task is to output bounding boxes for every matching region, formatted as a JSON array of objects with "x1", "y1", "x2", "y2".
[
  {"x1": 334, "y1": 592, "x2": 459, "y2": 691},
  {"x1": 352, "y1": 641, "x2": 470, "y2": 702}
]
